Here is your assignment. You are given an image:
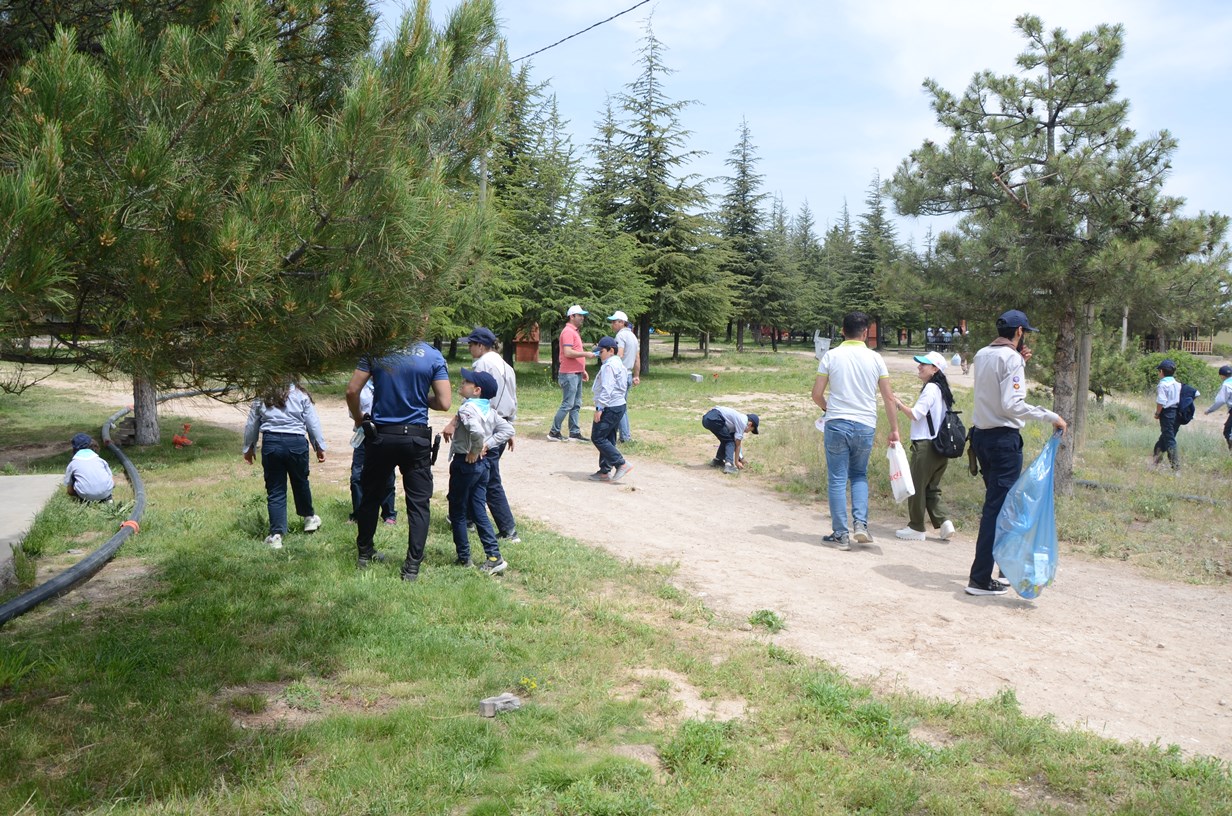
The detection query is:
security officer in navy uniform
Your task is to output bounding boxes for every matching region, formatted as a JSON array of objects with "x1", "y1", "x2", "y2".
[
  {"x1": 346, "y1": 341, "x2": 451, "y2": 581},
  {"x1": 967, "y1": 310, "x2": 1067, "y2": 596}
]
